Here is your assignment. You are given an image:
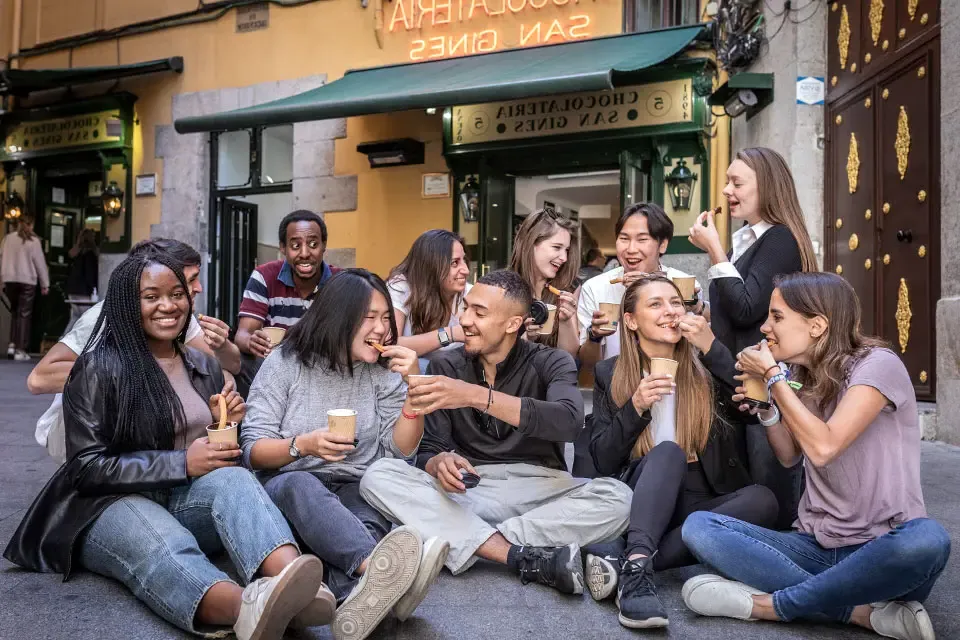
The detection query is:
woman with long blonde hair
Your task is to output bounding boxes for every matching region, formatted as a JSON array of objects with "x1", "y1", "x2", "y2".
[
  {"x1": 681, "y1": 273, "x2": 949, "y2": 640},
  {"x1": 509, "y1": 208, "x2": 581, "y2": 358},
  {"x1": 585, "y1": 275, "x2": 776, "y2": 629},
  {"x1": 688, "y1": 146, "x2": 817, "y2": 530}
]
